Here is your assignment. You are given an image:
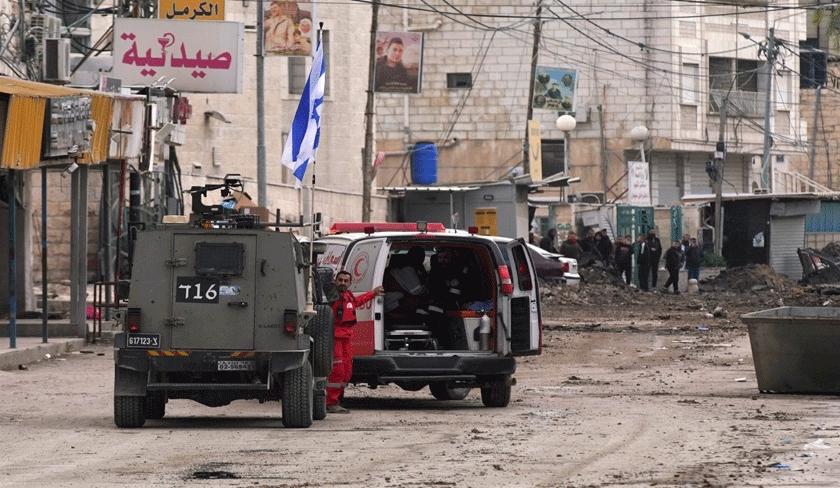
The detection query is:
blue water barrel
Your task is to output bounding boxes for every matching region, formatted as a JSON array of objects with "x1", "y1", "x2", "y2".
[{"x1": 411, "y1": 142, "x2": 438, "y2": 185}]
